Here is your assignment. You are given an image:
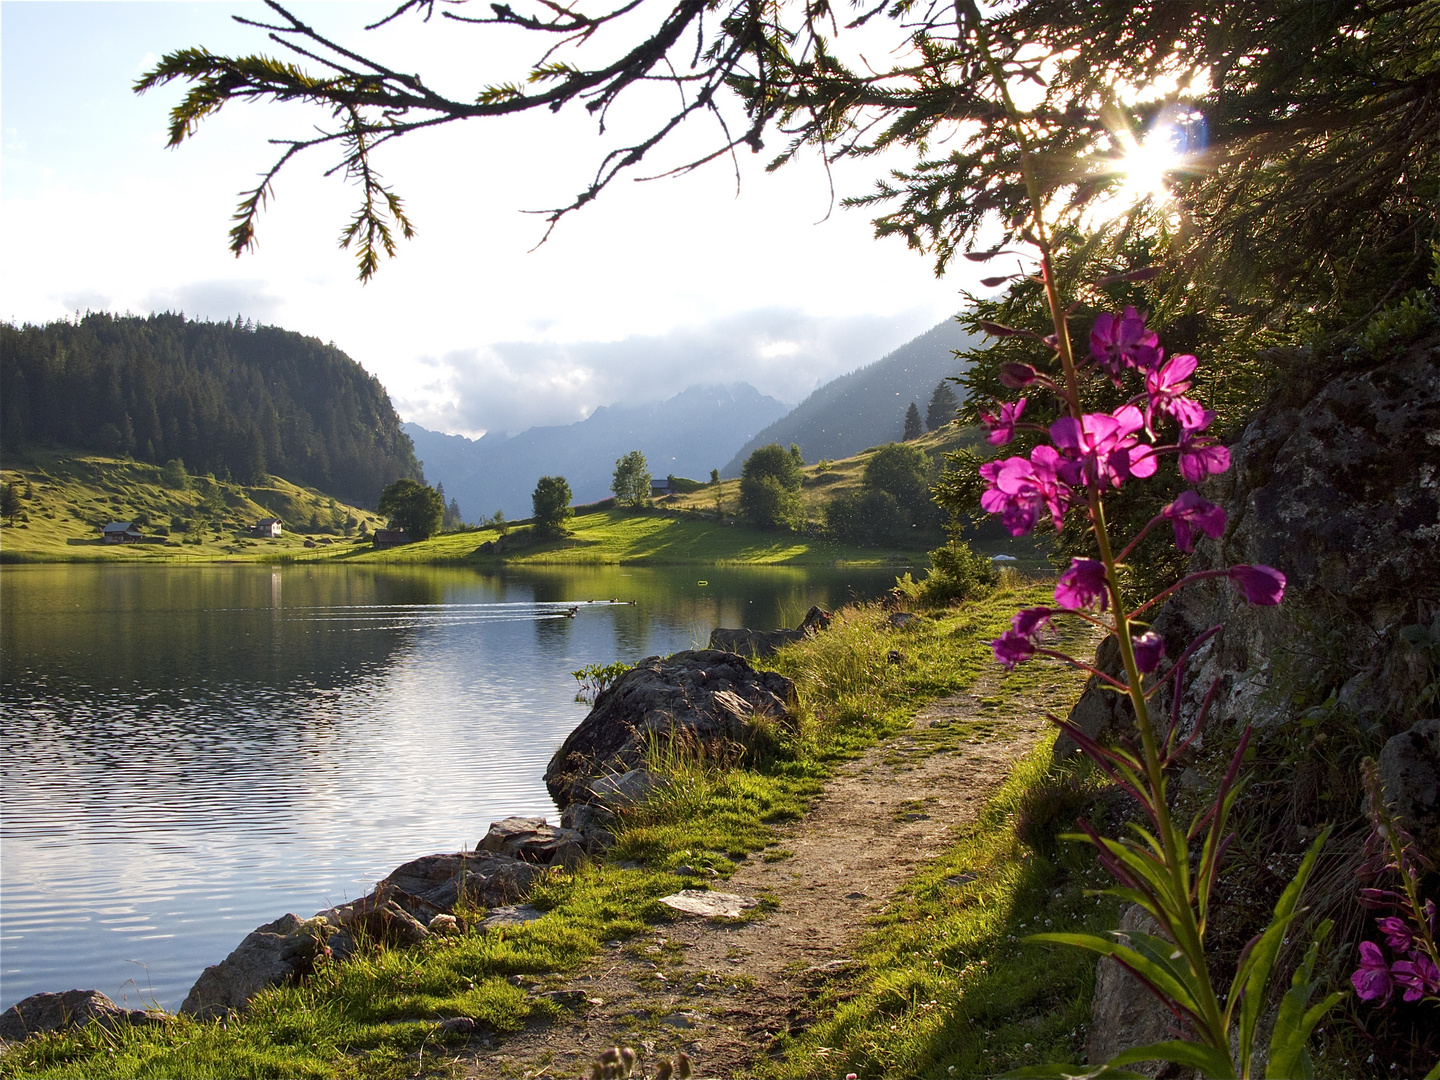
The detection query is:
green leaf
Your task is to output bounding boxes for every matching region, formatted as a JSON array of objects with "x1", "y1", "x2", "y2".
[
  {"x1": 1266, "y1": 921, "x2": 1342, "y2": 1080},
  {"x1": 1027, "y1": 933, "x2": 1199, "y2": 1015},
  {"x1": 1108, "y1": 1039, "x2": 1235, "y2": 1078},
  {"x1": 1002, "y1": 1065, "x2": 1148, "y2": 1079},
  {"x1": 1231, "y1": 828, "x2": 1330, "y2": 1070}
]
